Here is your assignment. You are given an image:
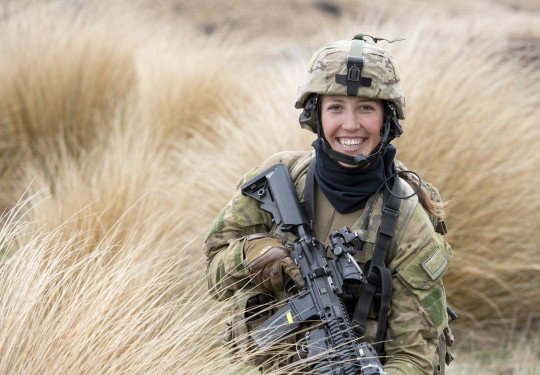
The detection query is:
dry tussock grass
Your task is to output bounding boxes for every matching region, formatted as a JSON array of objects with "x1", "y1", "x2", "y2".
[
  {"x1": 0, "y1": 205, "x2": 243, "y2": 374},
  {"x1": 388, "y1": 14, "x2": 540, "y2": 334},
  {"x1": 0, "y1": 0, "x2": 539, "y2": 373}
]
